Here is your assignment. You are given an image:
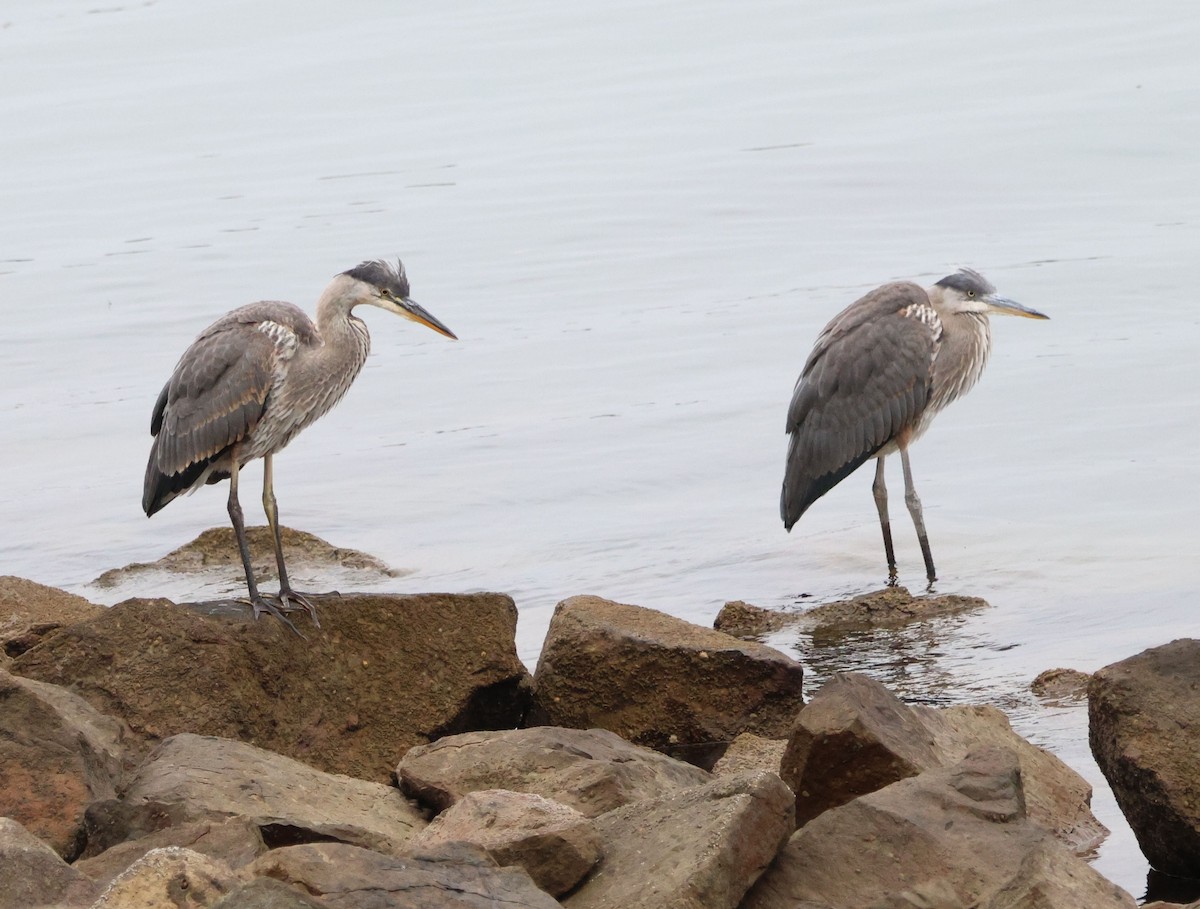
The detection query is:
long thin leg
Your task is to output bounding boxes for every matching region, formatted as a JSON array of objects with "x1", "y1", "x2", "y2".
[
  {"x1": 262, "y1": 454, "x2": 320, "y2": 628},
  {"x1": 900, "y1": 446, "x2": 937, "y2": 584},
  {"x1": 872, "y1": 456, "x2": 898, "y2": 585},
  {"x1": 228, "y1": 456, "x2": 302, "y2": 635}
]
